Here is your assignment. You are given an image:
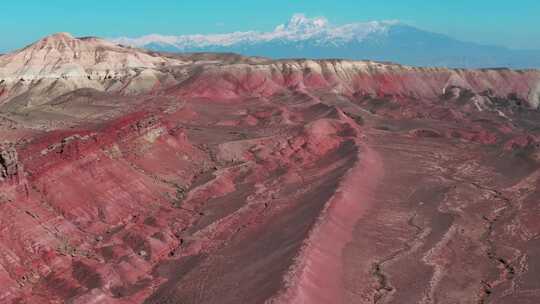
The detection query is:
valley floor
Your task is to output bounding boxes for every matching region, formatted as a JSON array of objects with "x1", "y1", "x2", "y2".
[{"x1": 141, "y1": 110, "x2": 540, "y2": 304}]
